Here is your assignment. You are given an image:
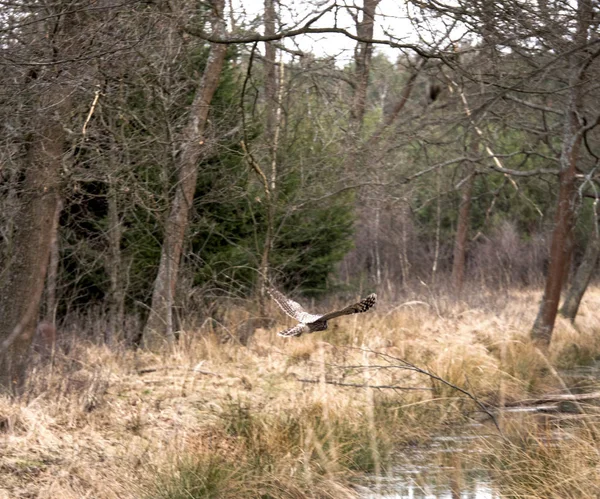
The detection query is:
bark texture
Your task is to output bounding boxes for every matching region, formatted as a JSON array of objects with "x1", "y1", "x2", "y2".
[
  {"x1": 0, "y1": 84, "x2": 68, "y2": 394},
  {"x1": 560, "y1": 222, "x2": 600, "y2": 321},
  {"x1": 106, "y1": 180, "x2": 124, "y2": 345},
  {"x1": 257, "y1": 0, "x2": 277, "y2": 315},
  {"x1": 351, "y1": 0, "x2": 380, "y2": 130},
  {"x1": 451, "y1": 169, "x2": 476, "y2": 294},
  {"x1": 531, "y1": 126, "x2": 583, "y2": 344},
  {"x1": 143, "y1": 0, "x2": 227, "y2": 348},
  {"x1": 531, "y1": 0, "x2": 593, "y2": 346},
  {"x1": 44, "y1": 198, "x2": 63, "y2": 325}
]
